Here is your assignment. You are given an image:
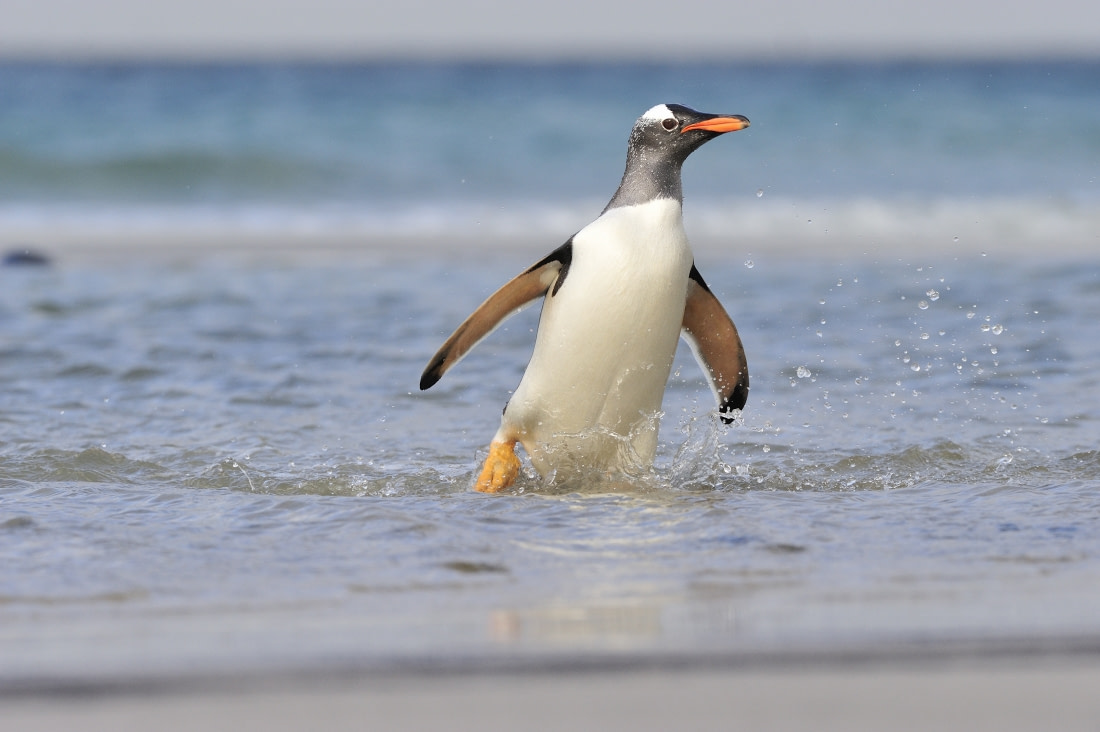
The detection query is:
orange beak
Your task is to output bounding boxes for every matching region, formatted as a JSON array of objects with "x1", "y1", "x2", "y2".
[{"x1": 681, "y1": 116, "x2": 750, "y2": 134}]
